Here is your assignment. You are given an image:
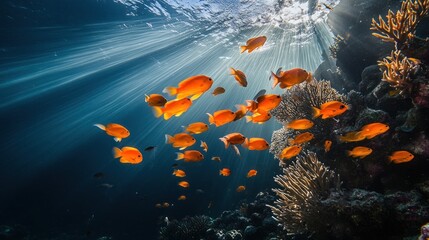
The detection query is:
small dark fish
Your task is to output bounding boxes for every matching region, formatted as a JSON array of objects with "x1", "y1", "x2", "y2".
[
  {"x1": 93, "y1": 172, "x2": 105, "y2": 179},
  {"x1": 268, "y1": 68, "x2": 282, "y2": 81},
  {"x1": 172, "y1": 163, "x2": 179, "y2": 168},
  {"x1": 253, "y1": 89, "x2": 266, "y2": 100},
  {"x1": 144, "y1": 146, "x2": 157, "y2": 151},
  {"x1": 100, "y1": 183, "x2": 114, "y2": 188},
  {"x1": 323, "y1": 3, "x2": 334, "y2": 10}
]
